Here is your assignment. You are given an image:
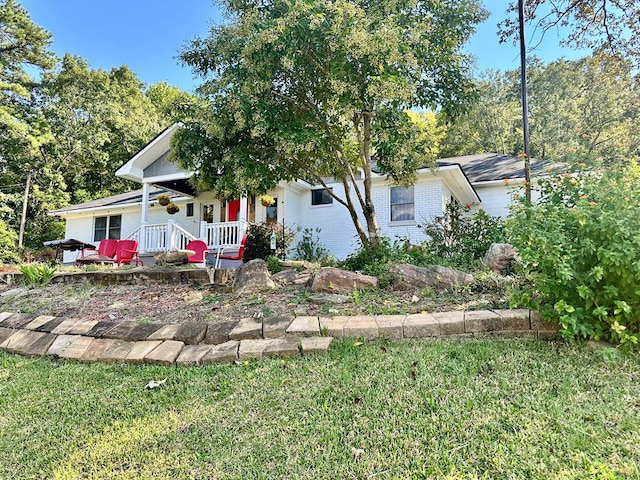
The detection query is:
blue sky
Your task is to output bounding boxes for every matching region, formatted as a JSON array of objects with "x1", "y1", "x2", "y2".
[{"x1": 21, "y1": 0, "x2": 588, "y2": 92}]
